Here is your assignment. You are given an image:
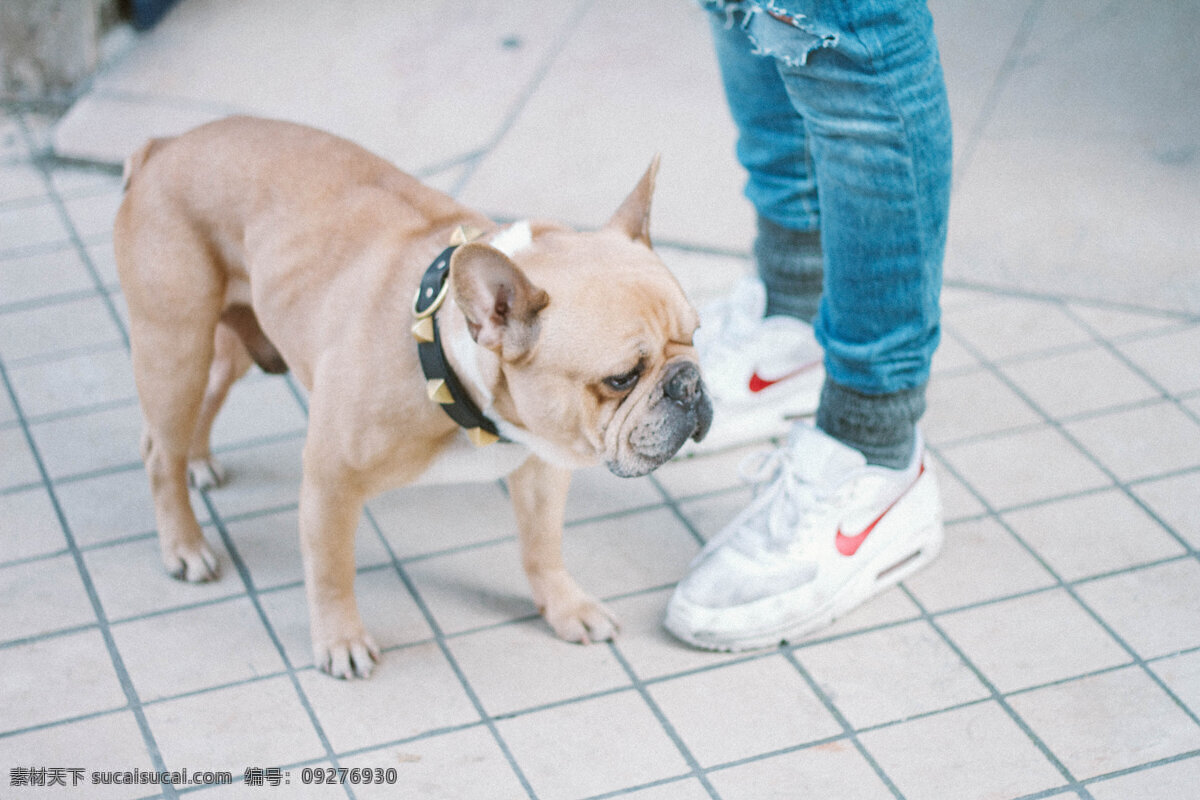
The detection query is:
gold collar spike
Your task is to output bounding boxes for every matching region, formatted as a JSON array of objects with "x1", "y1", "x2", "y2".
[
  {"x1": 449, "y1": 225, "x2": 484, "y2": 246},
  {"x1": 467, "y1": 427, "x2": 501, "y2": 447},
  {"x1": 426, "y1": 379, "x2": 454, "y2": 405},
  {"x1": 410, "y1": 315, "x2": 435, "y2": 343}
]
